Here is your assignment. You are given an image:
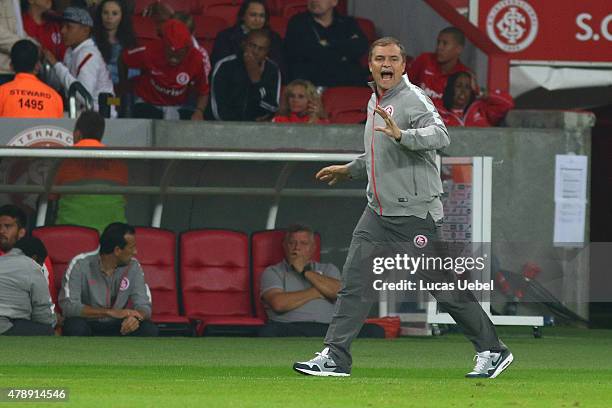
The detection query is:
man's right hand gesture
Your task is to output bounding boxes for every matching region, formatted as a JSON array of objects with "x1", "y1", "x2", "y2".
[{"x1": 316, "y1": 165, "x2": 350, "y2": 186}]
